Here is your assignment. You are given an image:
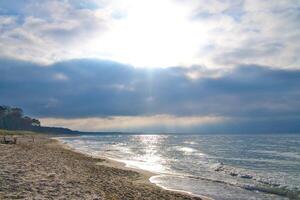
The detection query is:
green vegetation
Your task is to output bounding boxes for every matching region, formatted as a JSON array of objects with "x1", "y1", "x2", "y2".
[
  {"x1": 0, "y1": 105, "x2": 79, "y2": 135},
  {"x1": 0, "y1": 106, "x2": 40, "y2": 130},
  {"x1": 0, "y1": 129, "x2": 38, "y2": 136}
]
